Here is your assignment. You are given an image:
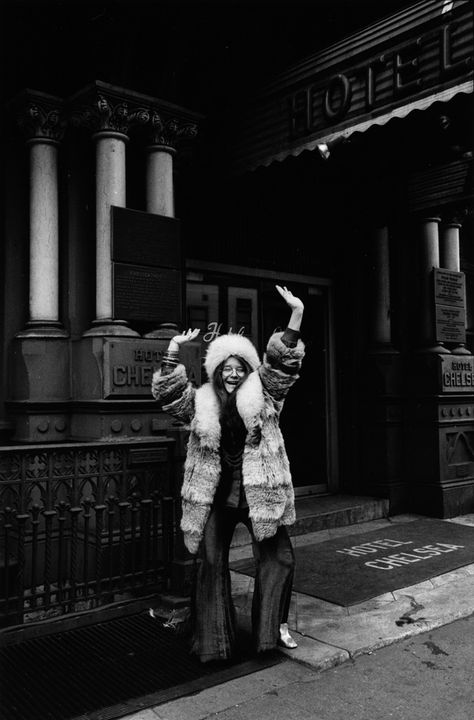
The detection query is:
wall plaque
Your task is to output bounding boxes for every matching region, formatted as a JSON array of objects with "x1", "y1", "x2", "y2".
[
  {"x1": 112, "y1": 206, "x2": 181, "y2": 269},
  {"x1": 433, "y1": 268, "x2": 466, "y2": 344},
  {"x1": 113, "y1": 263, "x2": 182, "y2": 323},
  {"x1": 440, "y1": 356, "x2": 474, "y2": 393},
  {"x1": 434, "y1": 269, "x2": 465, "y2": 307},
  {"x1": 435, "y1": 305, "x2": 466, "y2": 344},
  {"x1": 103, "y1": 338, "x2": 201, "y2": 398}
]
